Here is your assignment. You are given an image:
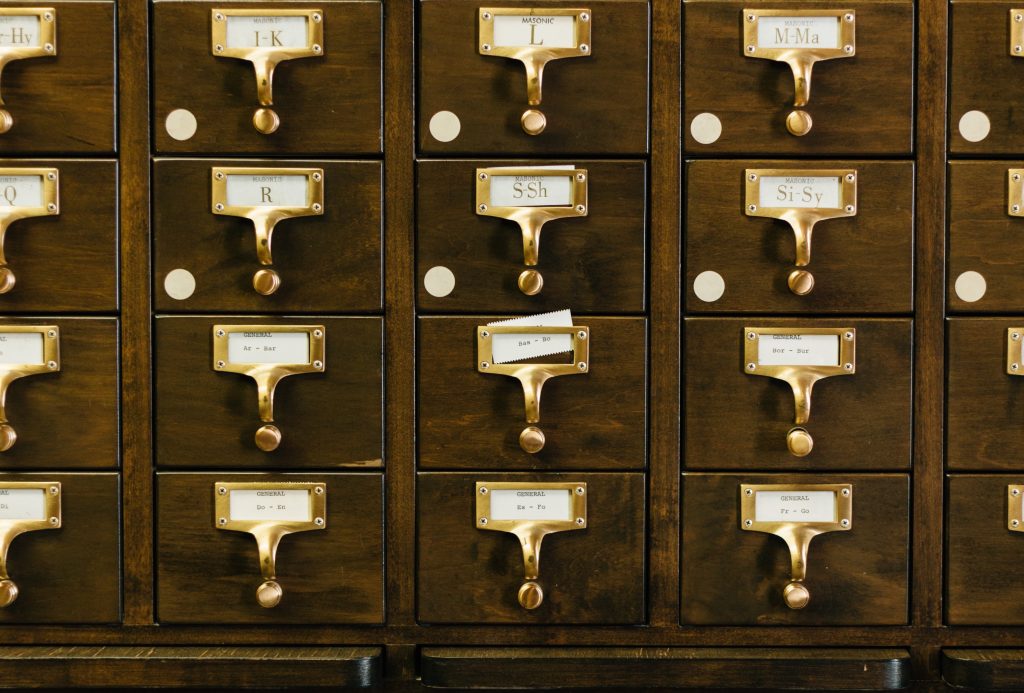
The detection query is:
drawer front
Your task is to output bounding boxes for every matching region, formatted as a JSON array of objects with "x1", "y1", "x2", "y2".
[
  {"x1": 157, "y1": 472, "x2": 384, "y2": 624},
  {"x1": 685, "y1": 160, "x2": 913, "y2": 313},
  {"x1": 417, "y1": 472, "x2": 645, "y2": 624},
  {"x1": 681, "y1": 473, "x2": 909, "y2": 625},
  {"x1": 153, "y1": 159, "x2": 382, "y2": 312},
  {"x1": 154, "y1": 316, "x2": 382, "y2": 468},
  {"x1": 418, "y1": 0, "x2": 650, "y2": 155},
  {"x1": 152, "y1": 1, "x2": 382, "y2": 154},
  {"x1": 0, "y1": 473, "x2": 119, "y2": 624},
  {"x1": 418, "y1": 316, "x2": 646, "y2": 470},
  {"x1": 417, "y1": 160, "x2": 646, "y2": 313},
  {"x1": 684, "y1": 1, "x2": 913, "y2": 155},
  {"x1": 684, "y1": 318, "x2": 912, "y2": 470},
  {"x1": 0, "y1": 2, "x2": 116, "y2": 153}
]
